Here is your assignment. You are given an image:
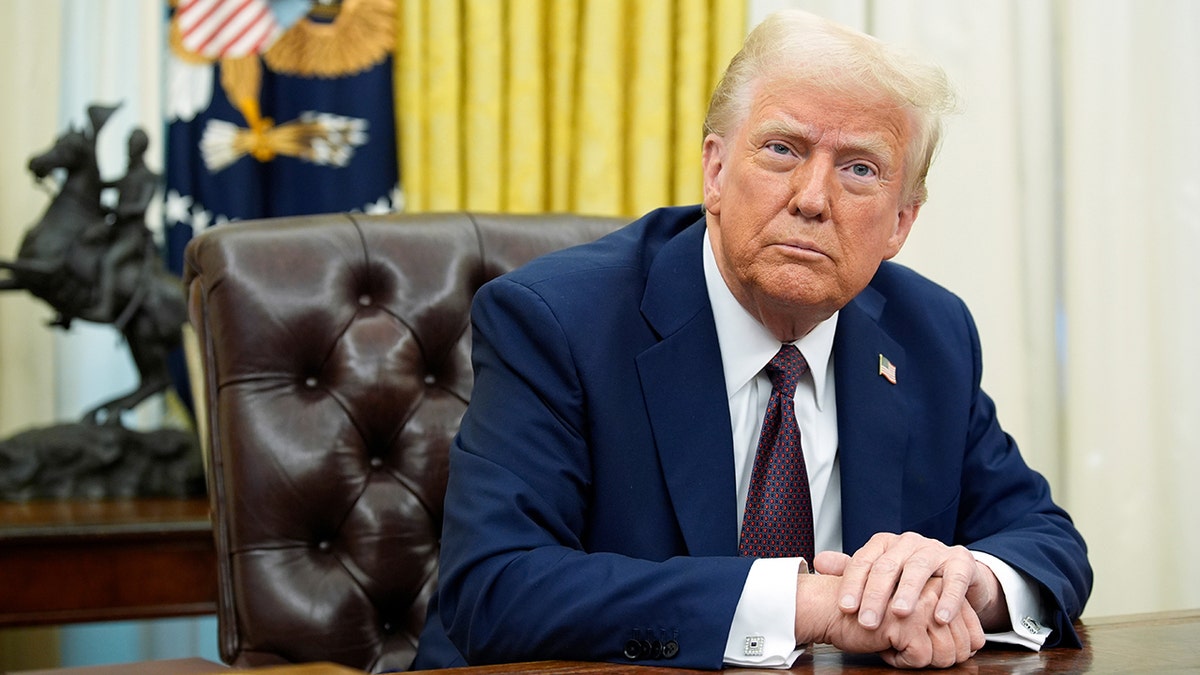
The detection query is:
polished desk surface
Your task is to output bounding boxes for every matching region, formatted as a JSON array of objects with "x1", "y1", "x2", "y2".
[
  {"x1": 436, "y1": 609, "x2": 1200, "y2": 673},
  {"x1": 0, "y1": 497, "x2": 216, "y2": 626},
  {"x1": 13, "y1": 609, "x2": 1199, "y2": 674}
]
